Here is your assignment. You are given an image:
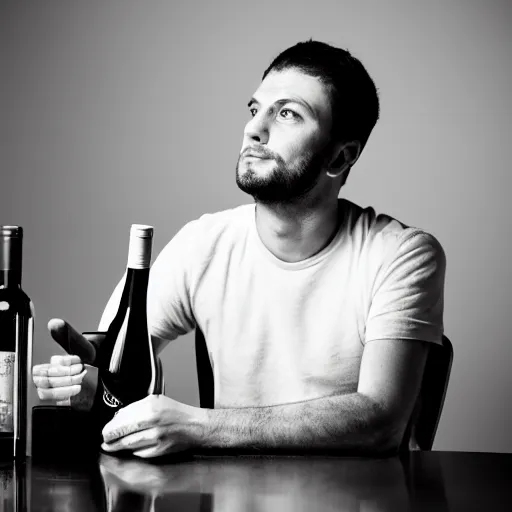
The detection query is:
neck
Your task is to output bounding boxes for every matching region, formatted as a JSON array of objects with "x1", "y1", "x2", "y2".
[{"x1": 255, "y1": 196, "x2": 341, "y2": 263}]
